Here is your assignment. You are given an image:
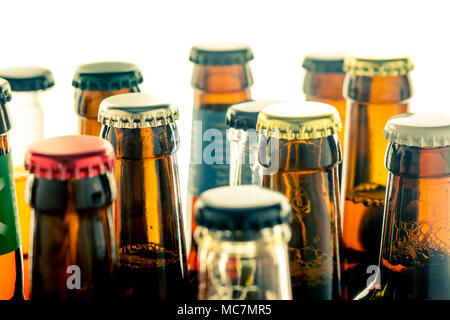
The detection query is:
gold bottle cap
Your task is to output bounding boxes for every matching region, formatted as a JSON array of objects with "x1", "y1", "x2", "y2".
[
  {"x1": 256, "y1": 101, "x2": 342, "y2": 140},
  {"x1": 384, "y1": 113, "x2": 450, "y2": 147},
  {"x1": 98, "y1": 92, "x2": 179, "y2": 129},
  {"x1": 344, "y1": 55, "x2": 414, "y2": 76}
]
